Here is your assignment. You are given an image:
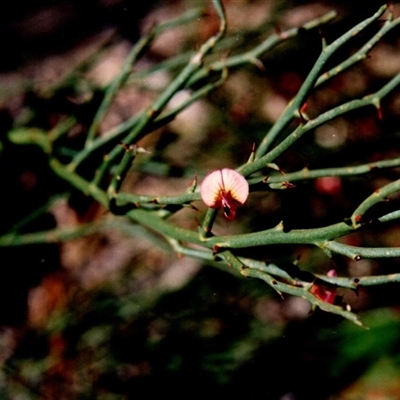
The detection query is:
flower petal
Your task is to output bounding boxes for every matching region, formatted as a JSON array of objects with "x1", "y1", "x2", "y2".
[
  {"x1": 200, "y1": 168, "x2": 249, "y2": 208},
  {"x1": 220, "y1": 168, "x2": 249, "y2": 205},
  {"x1": 200, "y1": 170, "x2": 224, "y2": 208}
]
